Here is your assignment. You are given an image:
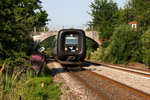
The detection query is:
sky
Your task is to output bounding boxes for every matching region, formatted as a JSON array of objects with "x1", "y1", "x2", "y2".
[{"x1": 41, "y1": 0, "x2": 127, "y2": 29}]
